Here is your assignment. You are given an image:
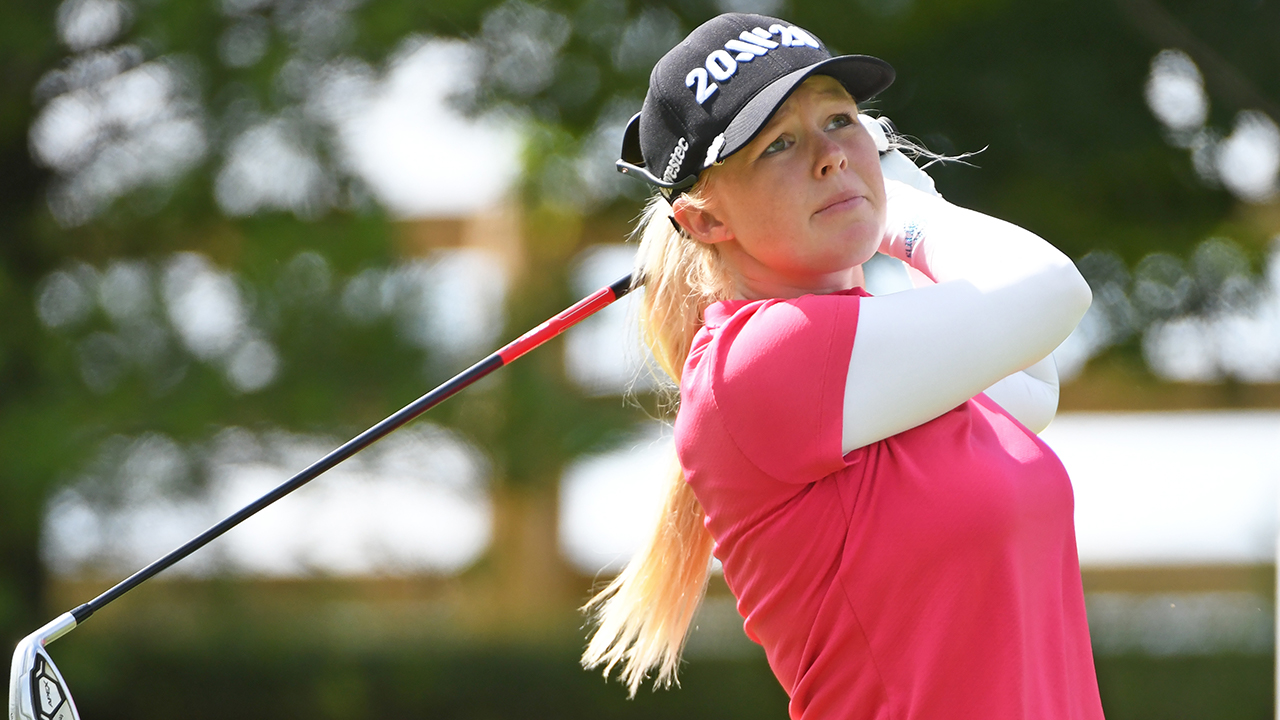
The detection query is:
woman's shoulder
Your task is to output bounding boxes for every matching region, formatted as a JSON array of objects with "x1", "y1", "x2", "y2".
[
  {"x1": 678, "y1": 288, "x2": 867, "y2": 486},
  {"x1": 684, "y1": 288, "x2": 866, "y2": 402}
]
